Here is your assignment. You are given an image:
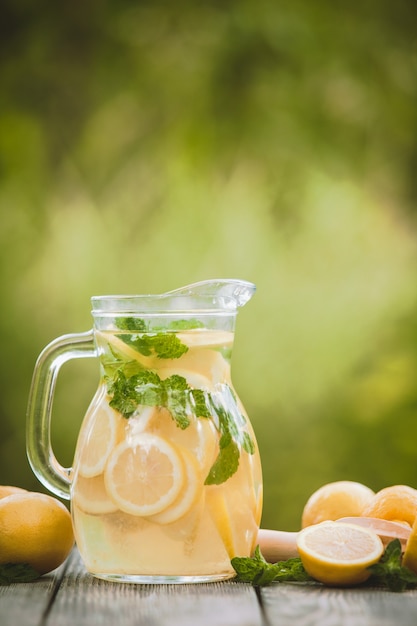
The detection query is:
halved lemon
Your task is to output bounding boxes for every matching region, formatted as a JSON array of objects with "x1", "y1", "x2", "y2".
[
  {"x1": 78, "y1": 397, "x2": 121, "y2": 478},
  {"x1": 72, "y1": 473, "x2": 118, "y2": 515},
  {"x1": 297, "y1": 521, "x2": 384, "y2": 586},
  {"x1": 104, "y1": 433, "x2": 184, "y2": 516},
  {"x1": 149, "y1": 448, "x2": 203, "y2": 524}
]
